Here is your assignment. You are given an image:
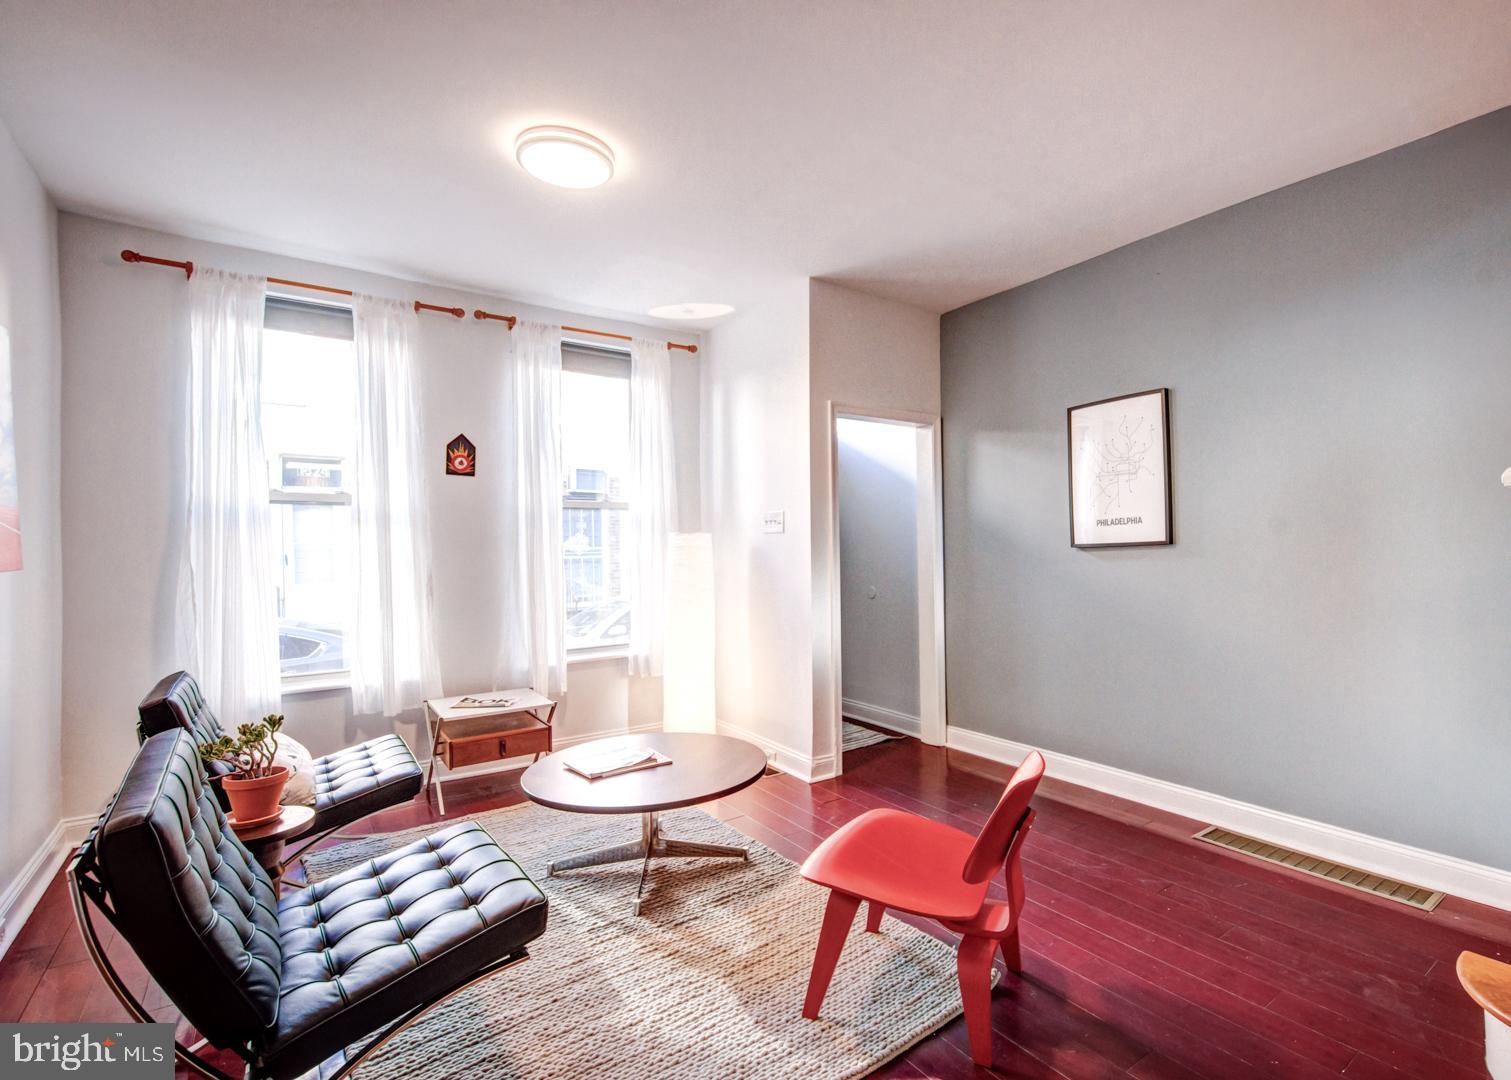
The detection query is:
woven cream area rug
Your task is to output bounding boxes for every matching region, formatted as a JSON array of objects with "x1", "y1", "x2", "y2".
[{"x1": 303, "y1": 803, "x2": 963, "y2": 1080}]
